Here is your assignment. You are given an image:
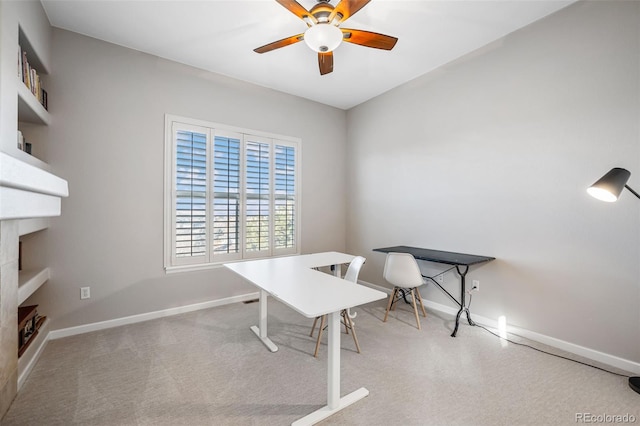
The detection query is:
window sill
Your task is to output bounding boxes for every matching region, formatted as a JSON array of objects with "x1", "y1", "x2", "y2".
[
  {"x1": 164, "y1": 263, "x2": 226, "y2": 274},
  {"x1": 165, "y1": 251, "x2": 301, "y2": 274}
]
